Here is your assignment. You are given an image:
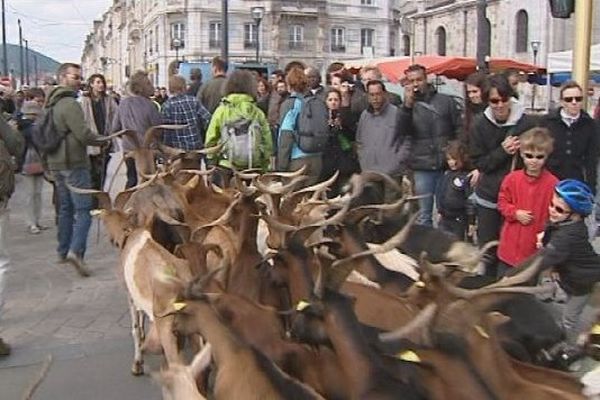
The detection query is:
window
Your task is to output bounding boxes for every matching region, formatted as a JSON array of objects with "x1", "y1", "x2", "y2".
[
  {"x1": 244, "y1": 23, "x2": 258, "y2": 49},
  {"x1": 155, "y1": 25, "x2": 159, "y2": 53},
  {"x1": 361, "y1": 0, "x2": 373, "y2": 4},
  {"x1": 148, "y1": 29, "x2": 153, "y2": 55},
  {"x1": 289, "y1": 25, "x2": 304, "y2": 49},
  {"x1": 515, "y1": 10, "x2": 528, "y2": 53},
  {"x1": 330, "y1": 27, "x2": 345, "y2": 52},
  {"x1": 402, "y1": 35, "x2": 410, "y2": 56},
  {"x1": 209, "y1": 21, "x2": 221, "y2": 48},
  {"x1": 360, "y1": 28, "x2": 374, "y2": 54},
  {"x1": 171, "y1": 22, "x2": 186, "y2": 49},
  {"x1": 435, "y1": 26, "x2": 446, "y2": 56}
]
